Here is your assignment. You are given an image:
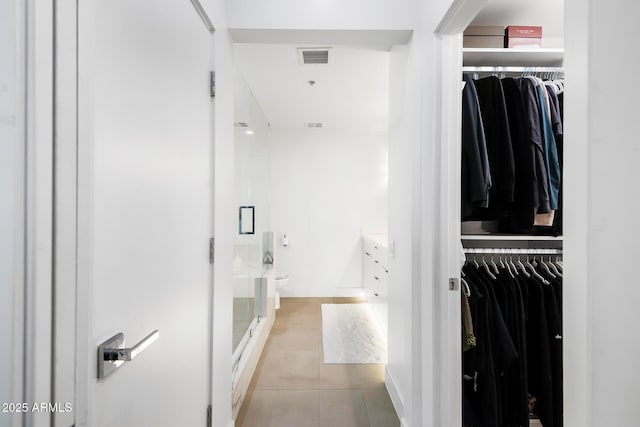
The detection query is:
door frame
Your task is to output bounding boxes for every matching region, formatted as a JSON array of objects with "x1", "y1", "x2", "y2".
[
  {"x1": 4, "y1": 0, "x2": 28, "y2": 425},
  {"x1": 430, "y1": 1, "x2": 487, "y2": 426},
  {"x1": 23, "y1": 0, "x2": 55, "y2": 424},
  {"x1": 52, "y1": 1, "x2": 81, "y2": 426}
]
